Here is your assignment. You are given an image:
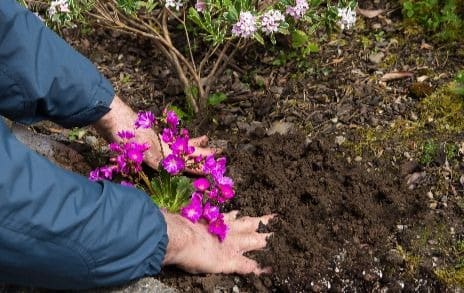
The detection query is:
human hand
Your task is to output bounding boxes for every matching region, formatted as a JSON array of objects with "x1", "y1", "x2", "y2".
[
  {"x1": 93, "y1": 95, "x2": 216, "y2": 171},
  {"x1": 162, "y1": 211, "x2": 275, "y2": 275}
]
